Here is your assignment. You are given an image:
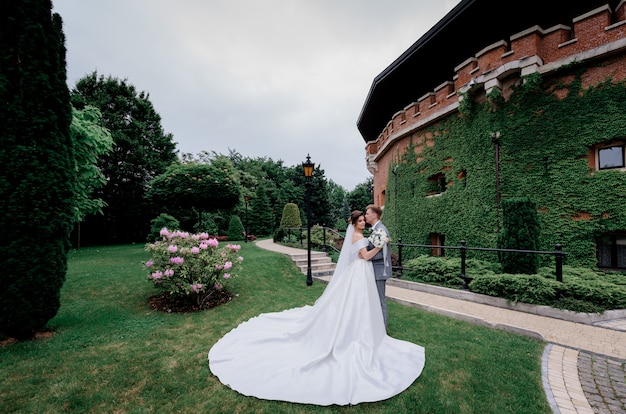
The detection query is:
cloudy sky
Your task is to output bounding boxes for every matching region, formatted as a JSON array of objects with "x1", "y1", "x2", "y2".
[{"x1": 52, "y1": 0, "x2": 461, "y2": 190}]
